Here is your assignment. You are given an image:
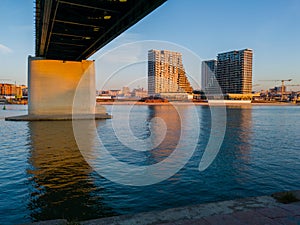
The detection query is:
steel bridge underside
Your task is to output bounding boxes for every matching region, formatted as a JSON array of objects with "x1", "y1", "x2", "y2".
[{"x1": 35, "y1": 0, "x2": 166, "y2": 61}]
